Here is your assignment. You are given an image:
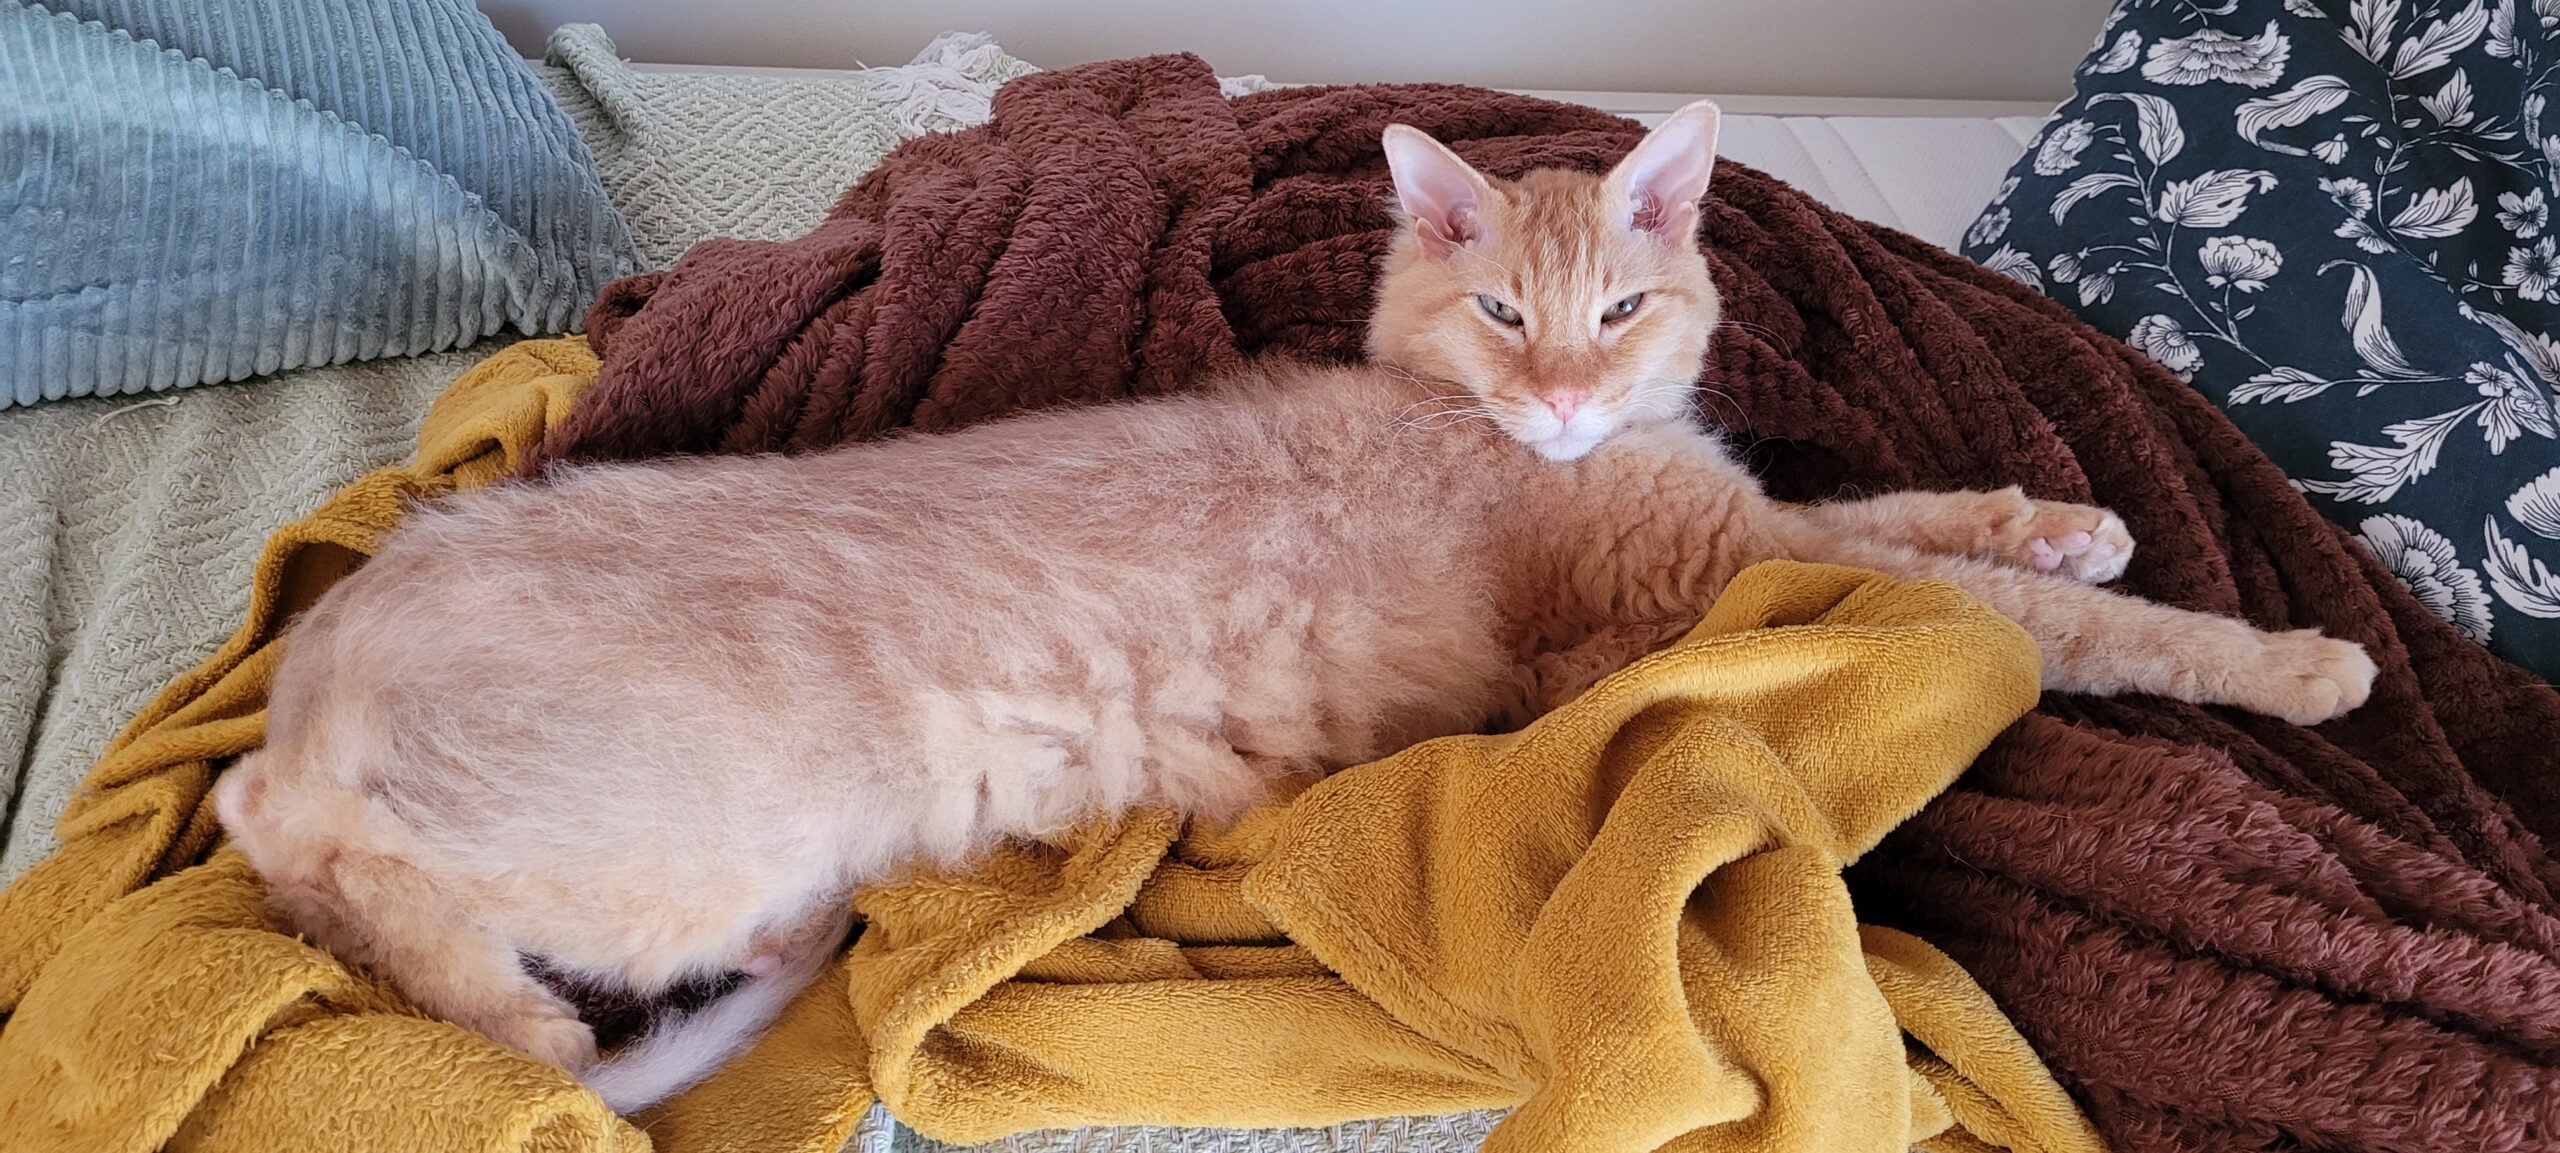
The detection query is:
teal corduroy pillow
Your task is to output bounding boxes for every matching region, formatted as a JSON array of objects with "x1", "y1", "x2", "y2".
[{"x1": 0, "y1": 0, "x2": 640, "y2": 407}]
